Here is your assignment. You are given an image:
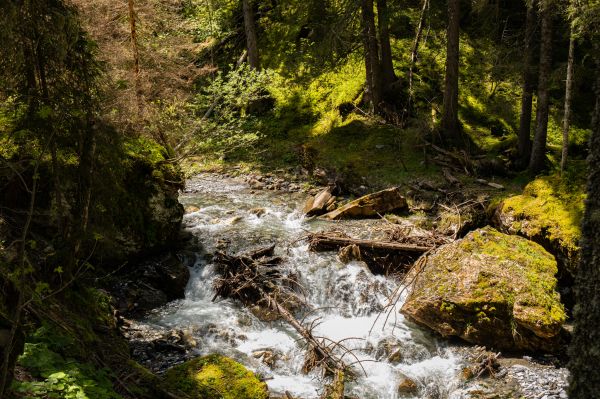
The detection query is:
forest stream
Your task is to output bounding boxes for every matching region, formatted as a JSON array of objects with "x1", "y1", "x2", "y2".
[
  {"x1": 129, "y1": 174, "x2": 568, "y2": 399},
  {"x1": 149, "y1": 173, "x2": 462, "y2": 398}
]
